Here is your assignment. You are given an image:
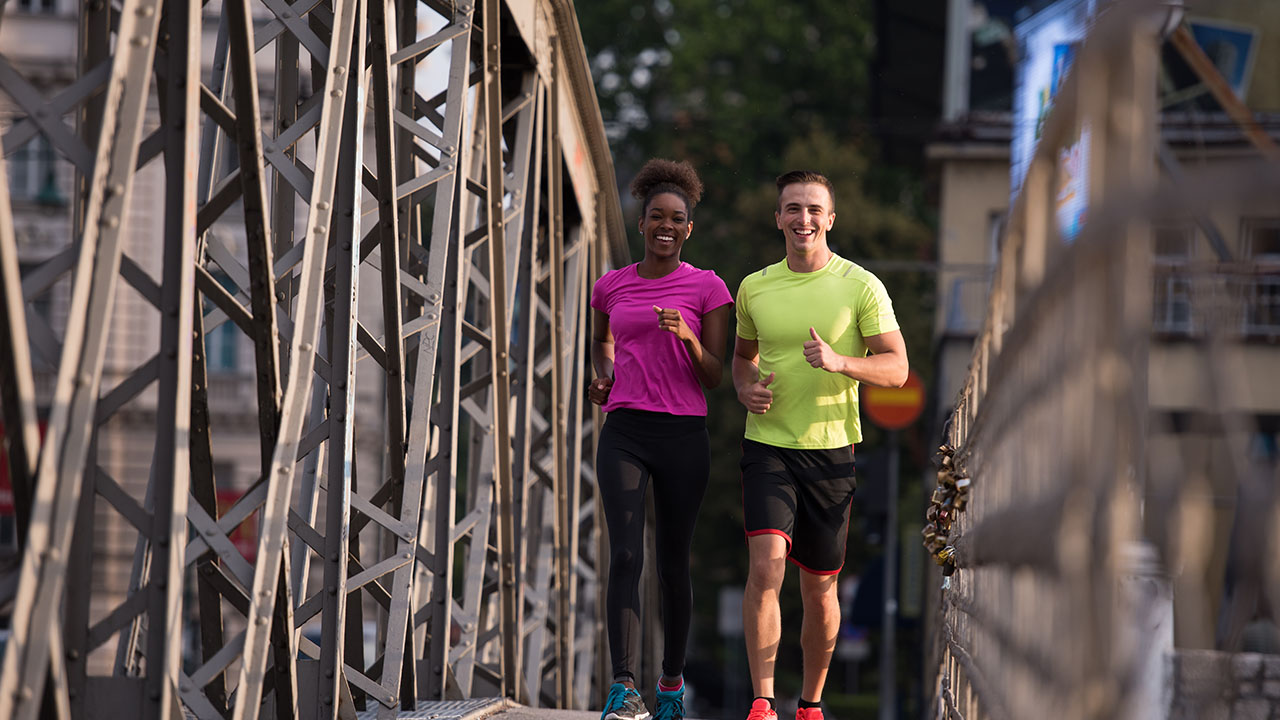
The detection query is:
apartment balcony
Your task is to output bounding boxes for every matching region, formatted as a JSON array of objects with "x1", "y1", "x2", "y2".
[{"x1": 1153, "y1": 266, "x2": 1280, "y2": 341}]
